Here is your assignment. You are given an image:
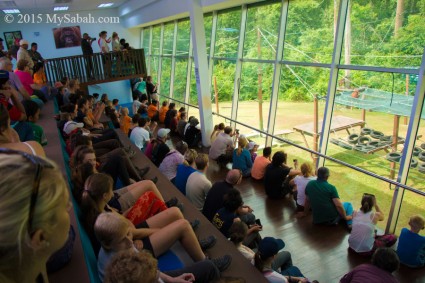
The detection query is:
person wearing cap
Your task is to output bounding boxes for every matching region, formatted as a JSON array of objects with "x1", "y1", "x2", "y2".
[
  {"x1": 254, "y1": 237, "x2": 307, "y2": 283},
  {"x1": 150, "y1": 128, "x2": 171, "y2": 166},
  {"x1": 17, "y1": 39, "x2": 34, "y2": 72},
  {"x1": 184, "y1": 117, "x2": 202, "y2": 148}
]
